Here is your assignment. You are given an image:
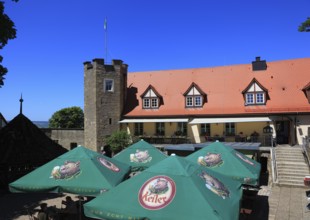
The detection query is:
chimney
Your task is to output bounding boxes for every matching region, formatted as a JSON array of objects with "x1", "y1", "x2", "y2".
[{"x1": 252, "y1": 56, "x2": 267, "y2": 71}]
